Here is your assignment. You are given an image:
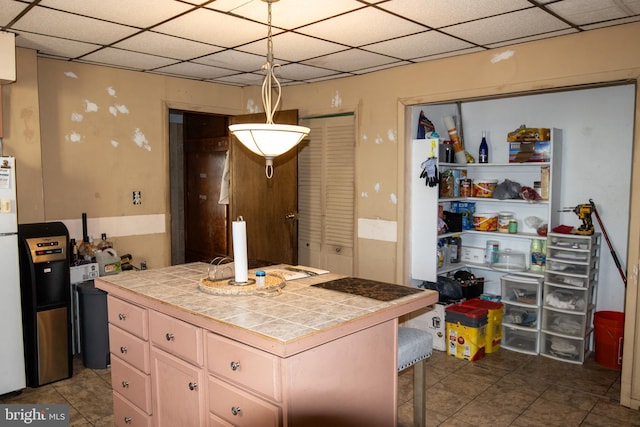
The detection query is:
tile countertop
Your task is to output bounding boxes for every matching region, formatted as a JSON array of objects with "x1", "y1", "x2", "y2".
[{"x1": 95, "y1": 262, "x2": 437, "y2": 357}]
